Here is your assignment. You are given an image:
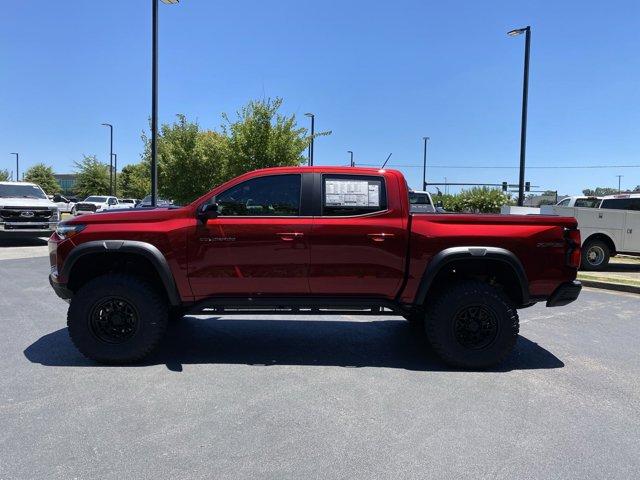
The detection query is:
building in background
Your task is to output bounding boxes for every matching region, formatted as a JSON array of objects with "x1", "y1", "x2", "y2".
[{"x1": 54, "y1": 173, "x2": 77, "y2": 195}]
